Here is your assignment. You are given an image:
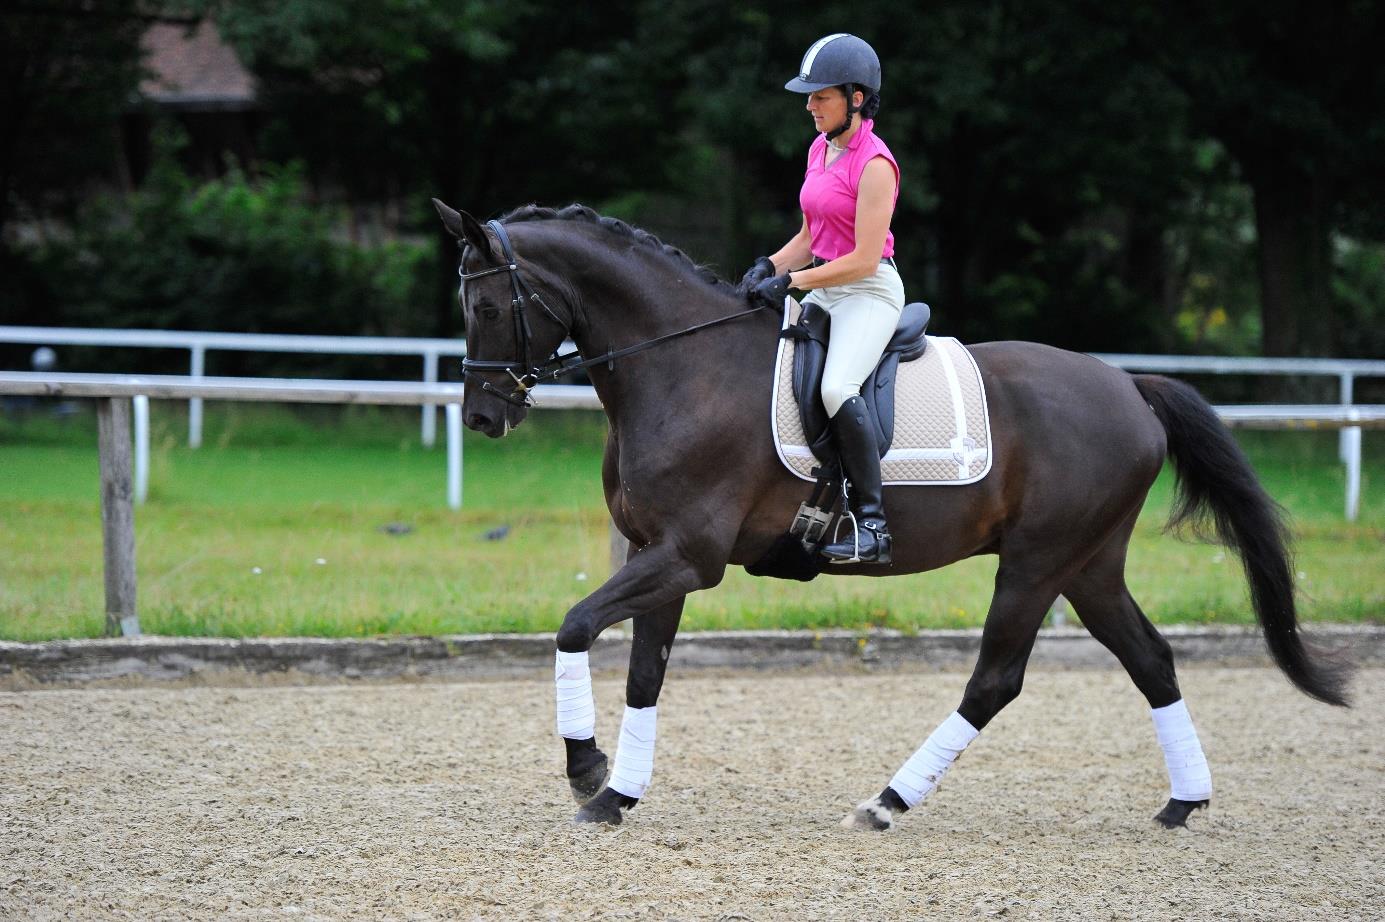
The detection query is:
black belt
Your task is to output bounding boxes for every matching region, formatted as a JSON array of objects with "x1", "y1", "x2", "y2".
[{"x1": 811, "y1": 256, "x2": 897, "y2": 269}]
